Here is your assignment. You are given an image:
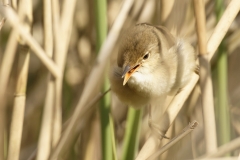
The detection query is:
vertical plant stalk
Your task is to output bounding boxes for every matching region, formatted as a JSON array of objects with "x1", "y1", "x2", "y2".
[
  {"x1": 94, "y1": 0, "x2": 112, "y2": 159},
  {"x1": 193, "y1": 0, "x2": 217, "y2": 153},
  {"x1": 51, "y1": 0, "x2": 77, "y2": 147},
  {"x1": 0, "y1": 31, "x2": 18, "y2": 108},
  {"x1": 215, "y1": 0, "x2": 231, "y2": 147},
  {"x1": 7, "y1": 0, "x2": 32, "y2": 159},
  {"x1": 51, "y1": 0, "x2": 61, "y2": 147},
  {"x1": 109, "y1": 114, "x2": 118, "y2": 160},
  {"x1": 100, "y1": 79, "x2": 112, "y2": 160},
  {"x1": 0, "y1": 4, "x2": 17, "y2": 160},
  {"x1": 36, "y1": 0, "x2": 54, "y2": 159},
  {"x1": 94, "y1": 0, "x2": 107, "y2": 53},
  {"x1": 122, "y1": 108, "x2": 143, "y2": 160}
]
